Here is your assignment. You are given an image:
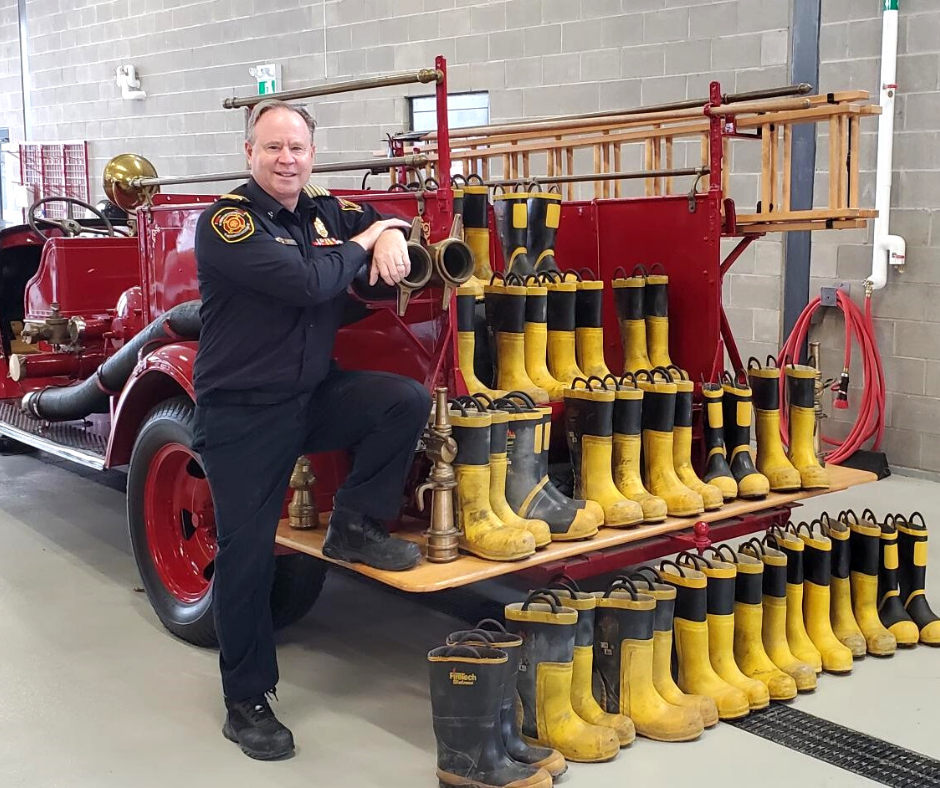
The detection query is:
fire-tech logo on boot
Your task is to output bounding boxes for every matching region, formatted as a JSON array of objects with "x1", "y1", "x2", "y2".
[{"x1": 450, "y1": 669, "x2": 477, "y2": 686}]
